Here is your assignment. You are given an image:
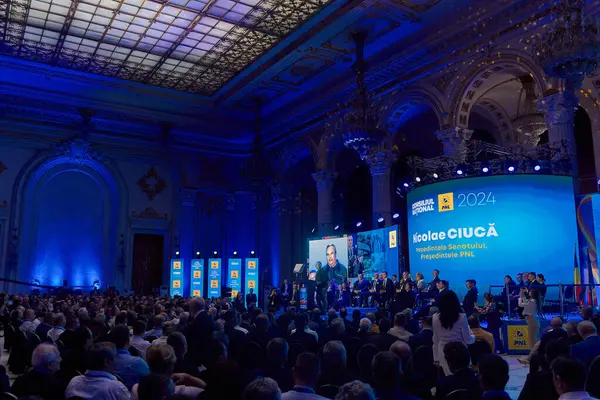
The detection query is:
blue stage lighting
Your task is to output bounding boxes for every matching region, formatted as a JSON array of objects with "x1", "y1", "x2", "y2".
[
  {"x1": 456, "y1": 169, "x2": 463, "y2": 175},
  {"x1": 356, "y1": 221, "x2": 362, "y2": 228},
  {"x1": 196, "y1": 251, "x2": 200, "y2": 256},
  {"x1": 392, "y1": 213, "x2": 400, "y2": 219},
  {"x1": 175, "y1": 251, "x2": 180, "y2": 256},
  {"x1": 482, "y1": 166, "x2": 489, "y2": 173},
  {"x1": 534, "y1": 164, "x2": 541, "y2": 171},
  {"x1": 250, "y1": 250, "x2": 255, "y2": 256},
  {"x1": 233, "y1": 251, "x2": 238, "y2": 256},
  {"x1": 432, "y1": 173, "x2": 439, "y2": 179},
  {"x1": 213, "y1": 251, "x2": 218, "y2": 256},
  {"x1": 93, "y1": 280, "x2": 102, "y2": 290},
  {"x1": 377, "y1": 217, "x2": 384, "y2": 223},
  {"x1": 415, "y1": 177, "x2": 421, "y2": 182},
  {"x1": 403, "y1": 182, "x2": 409, "y2": 188},
  {"x1": 508, "y1": 165, "x2": 515, "y2": 172},
  {"x1": 334, "y1": 225, "x2": 340, "y2": 231}
]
